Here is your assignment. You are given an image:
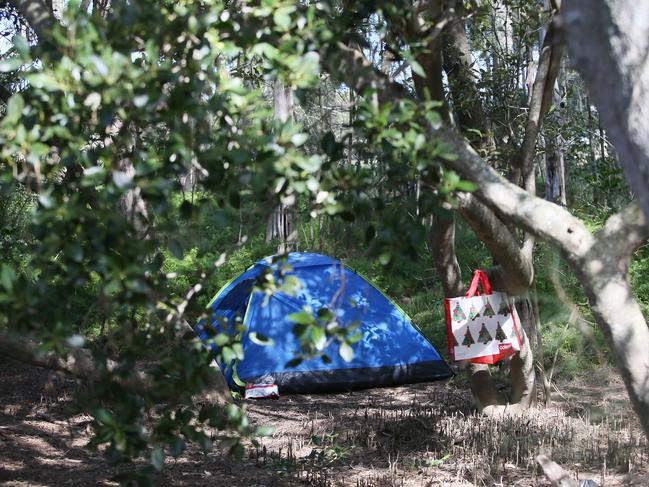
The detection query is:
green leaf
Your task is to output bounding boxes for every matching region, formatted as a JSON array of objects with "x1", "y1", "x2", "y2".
[
  {"x1": 4, "y1": 95, "x2": 24, "y2": 123},
  {"x1": 291, "y1": 133, "x2": 308, "y2": 146},
  {"x1": 285, "y1": 357, "x2": 303, "y2": 368},
  {"x1": 66, "y1": 335, "x2": 85, "y2": 348},
  {"x1": 339, "y1": 342, "x2": 354, "y2": 362},
  {"x1": 1, "y1": 264, "x2": 15, "y2": 293},
  {"x1": 410, "y1": 60, "x2": 426, "y2": 78},
  {"x1": 0, "y1": 57, "x2": 22, "y2": 72},
  {"x1": 169, "y1": 438, "x2": 185, "y2": 458},
  {"x1": 249, "y1": 332, "x2": 274, "y2": 346},
  {"x1": 273, "y1": 6, "x2": 294, "y2": 29},
  {"x1": 378, "y1": 252, "x2": 391, "y2": 266},
  {"x1": 12, "y1": 35, "x2": 29, "y2": 55},
  {"x1": 311, "y1": 326, "x2": 326, "y2": 351},
  {"x1": 288, "y1": 310, "x2": 313, "y2": 325},
  {"x1": 455, "y1": 180, "x2": 478, "y2": 192},
  {"x1": 94, "y1": 408, "x2": 115, "y2": 426},
  {"x1": 231, "y1": 365, "x2": 247, "y2": 387},
  {"x1": 347, "y1": 332, "x2": 363, "y2": 344},
  {"x1": 133, "y1": 94, "x2": 149, "y2": 108},
  {"x1": 104, "y1": 279, "x2": 122, "y2": 296}
]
